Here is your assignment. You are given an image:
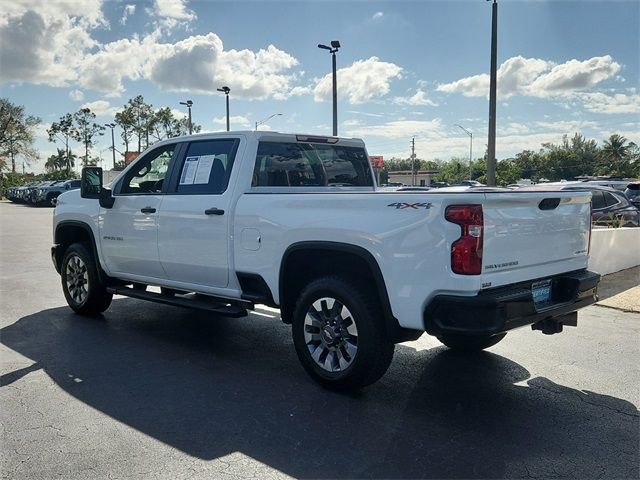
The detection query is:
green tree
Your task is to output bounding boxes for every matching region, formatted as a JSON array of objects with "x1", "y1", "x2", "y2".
[
  {"x1": 600, "y1": 134, "x2": 634, "y2": 177},
  {"x1": 45, "y1": 148, "x2": 76, "y2": 172},
  {"x1": 48, "y1": 113, "x2": 75, "y2": 172},
  {"x1": 151, "y1": 107, "x2": 201, "y2": 142},
  {"x1": 0, "y1": 98, "x2": 41, "y2": 173},
  {"x1": 73, "y1": 108, "x2": 105, "y2": 167},
  {"x1": 114, "y1": 108, "x2": 135, "y2": 154}
]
